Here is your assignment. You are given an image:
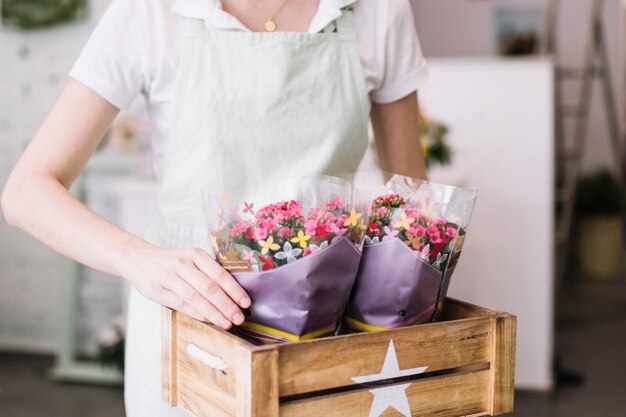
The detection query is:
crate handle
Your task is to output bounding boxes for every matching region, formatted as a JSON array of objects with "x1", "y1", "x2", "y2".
[{"x1": 187, "y1": 343, "x2": 229, "y2": 374}]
